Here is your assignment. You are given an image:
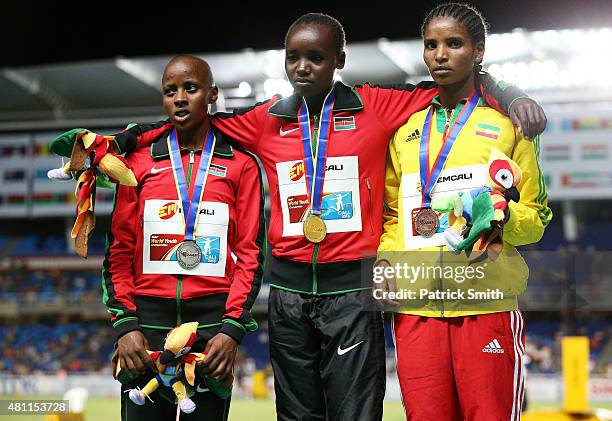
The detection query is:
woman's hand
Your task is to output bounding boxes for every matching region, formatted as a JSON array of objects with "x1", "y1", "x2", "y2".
[
  {"x1": 117, "y1": 330, "x2": 155, "y2": 378},
  {"x1": 373, "y1": 259, "x2": 400, "y2": 310},
  {"x1": 509, "y1": 98, "x2": 547, "y2": 140},
  {"x1": 198, "y1": 333, "x2": 238, "y2": 381}
]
